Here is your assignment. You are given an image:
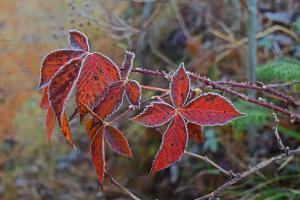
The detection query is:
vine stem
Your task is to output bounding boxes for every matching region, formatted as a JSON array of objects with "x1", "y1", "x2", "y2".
[
  {"x1": 105, "y1": 166, "x2": 141, "y2": 200},
  {"x1": 215, "y1": 80, "x2": 300, "y2": 106},
  {"x1": 127, "y1": 67, "x2": 300, "y2": 122},
  {"x1": 140, "y1": 84, "x2": 169, "y2": 93}
]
